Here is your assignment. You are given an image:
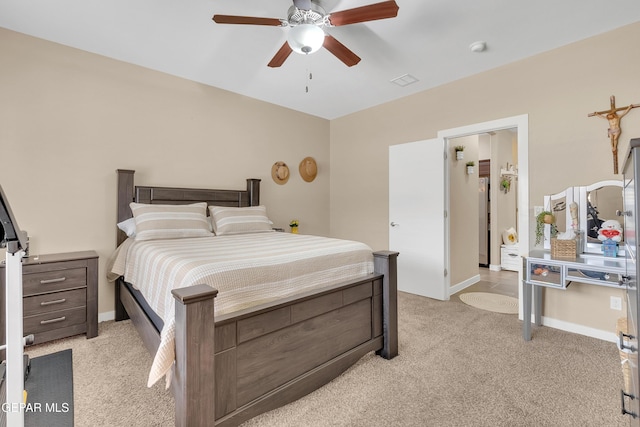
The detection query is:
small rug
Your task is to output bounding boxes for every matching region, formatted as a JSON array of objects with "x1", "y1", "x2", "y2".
[
  {"x1": 459, "y1": 292, "x2": 519, "y2": 314},
  {"x1": 25, "y1": 349, "x2": 74, "y2": 427}
]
